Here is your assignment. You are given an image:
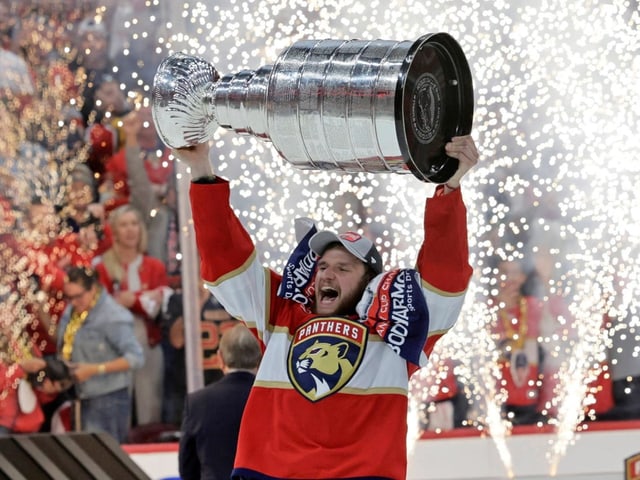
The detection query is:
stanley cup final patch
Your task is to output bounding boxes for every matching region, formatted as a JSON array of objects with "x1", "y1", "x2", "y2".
[
  {"x1": 288, "y1": 317, "x2": 367, "y2": 402},
  {"x1": 357, "y1": 268, "x2": 429, "y2": 366}
]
